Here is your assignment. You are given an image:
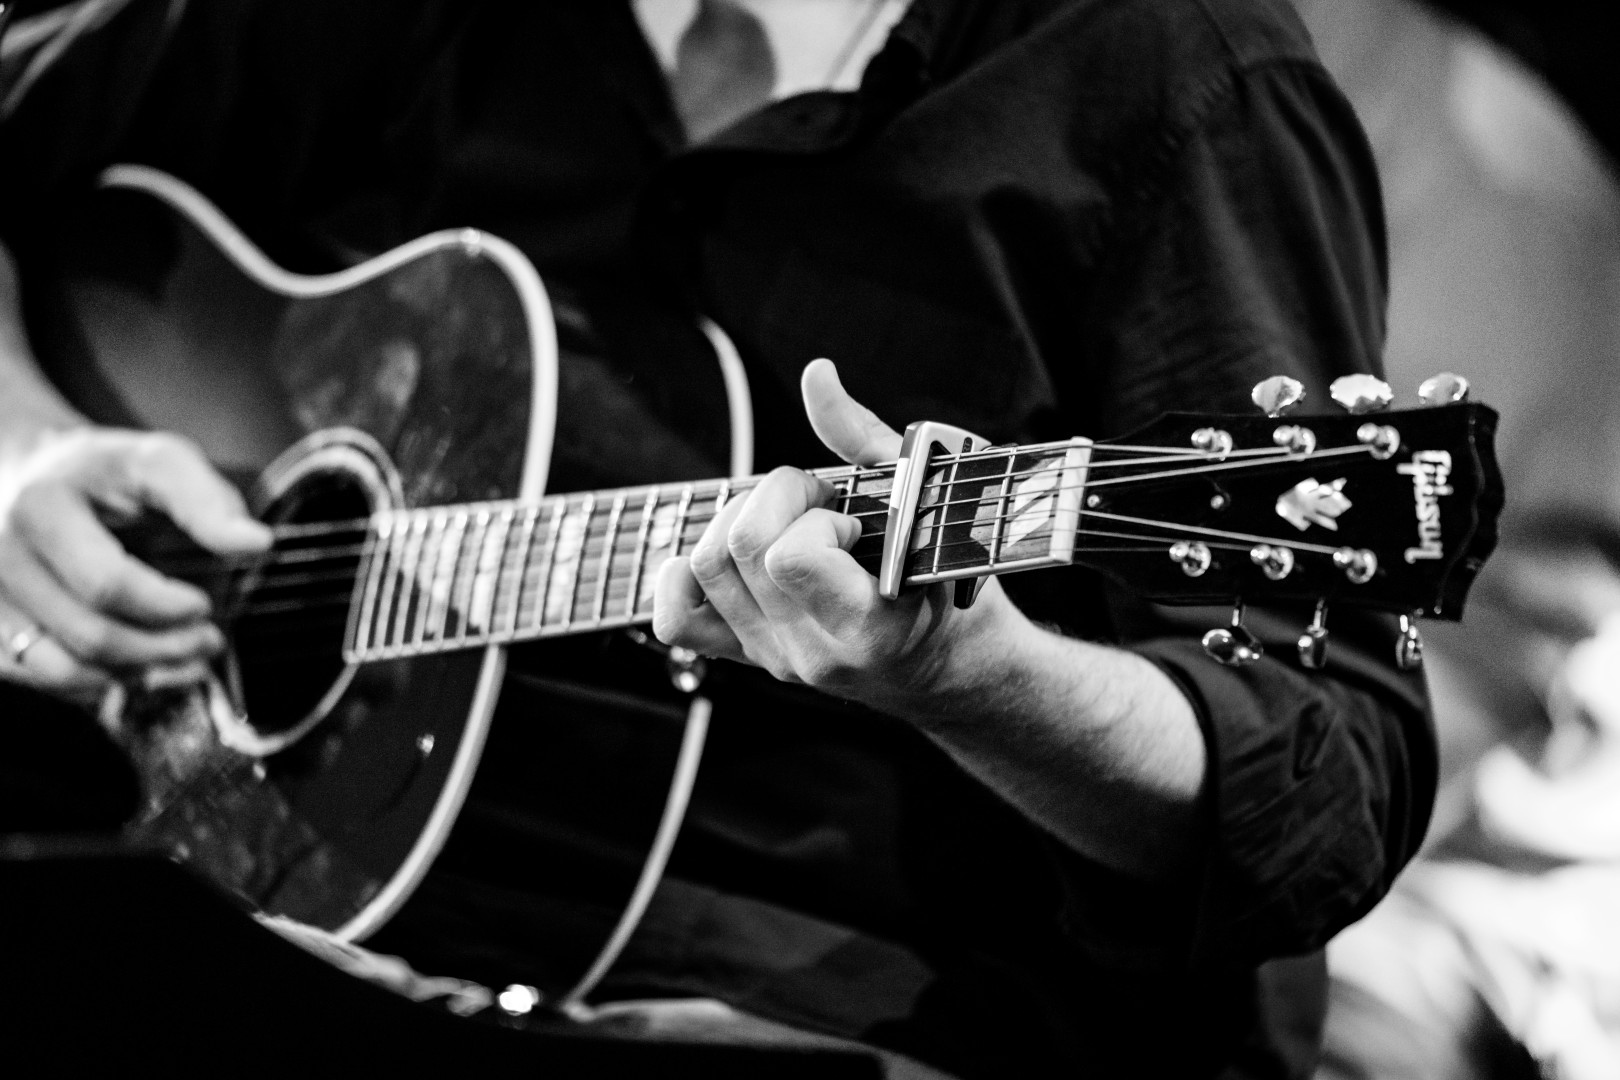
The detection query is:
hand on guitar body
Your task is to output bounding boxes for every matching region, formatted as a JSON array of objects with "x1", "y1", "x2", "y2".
[{"x1": 0, "y1": 426, "x2": 272, "y2": 702}]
